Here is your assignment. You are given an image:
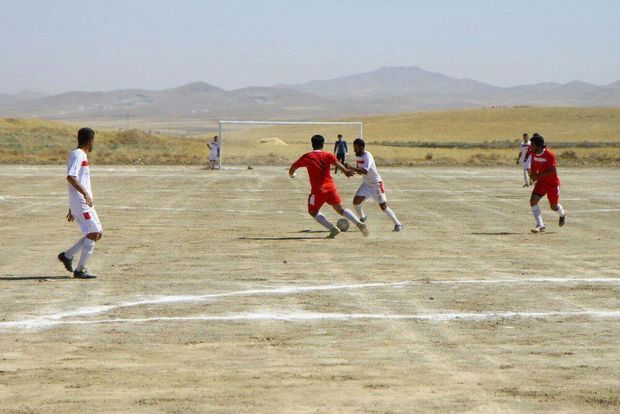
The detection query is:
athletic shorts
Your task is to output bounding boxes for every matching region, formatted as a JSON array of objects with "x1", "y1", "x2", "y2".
[
  {"x1": 70, "y1": 202, "x2": 103, "y2": 235},
  {"x1": 520, "y1": 160, "x2": 531, "y2": 170},
  {"x1": 355, "y1": 181, "x2": 387, "y2": 204},
  {"x1": 532, "y1": 182, "x2": 560, "y2": 205},
  {"x1": 308, "y1": 188, "x2": 342, "y2": 214}
]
